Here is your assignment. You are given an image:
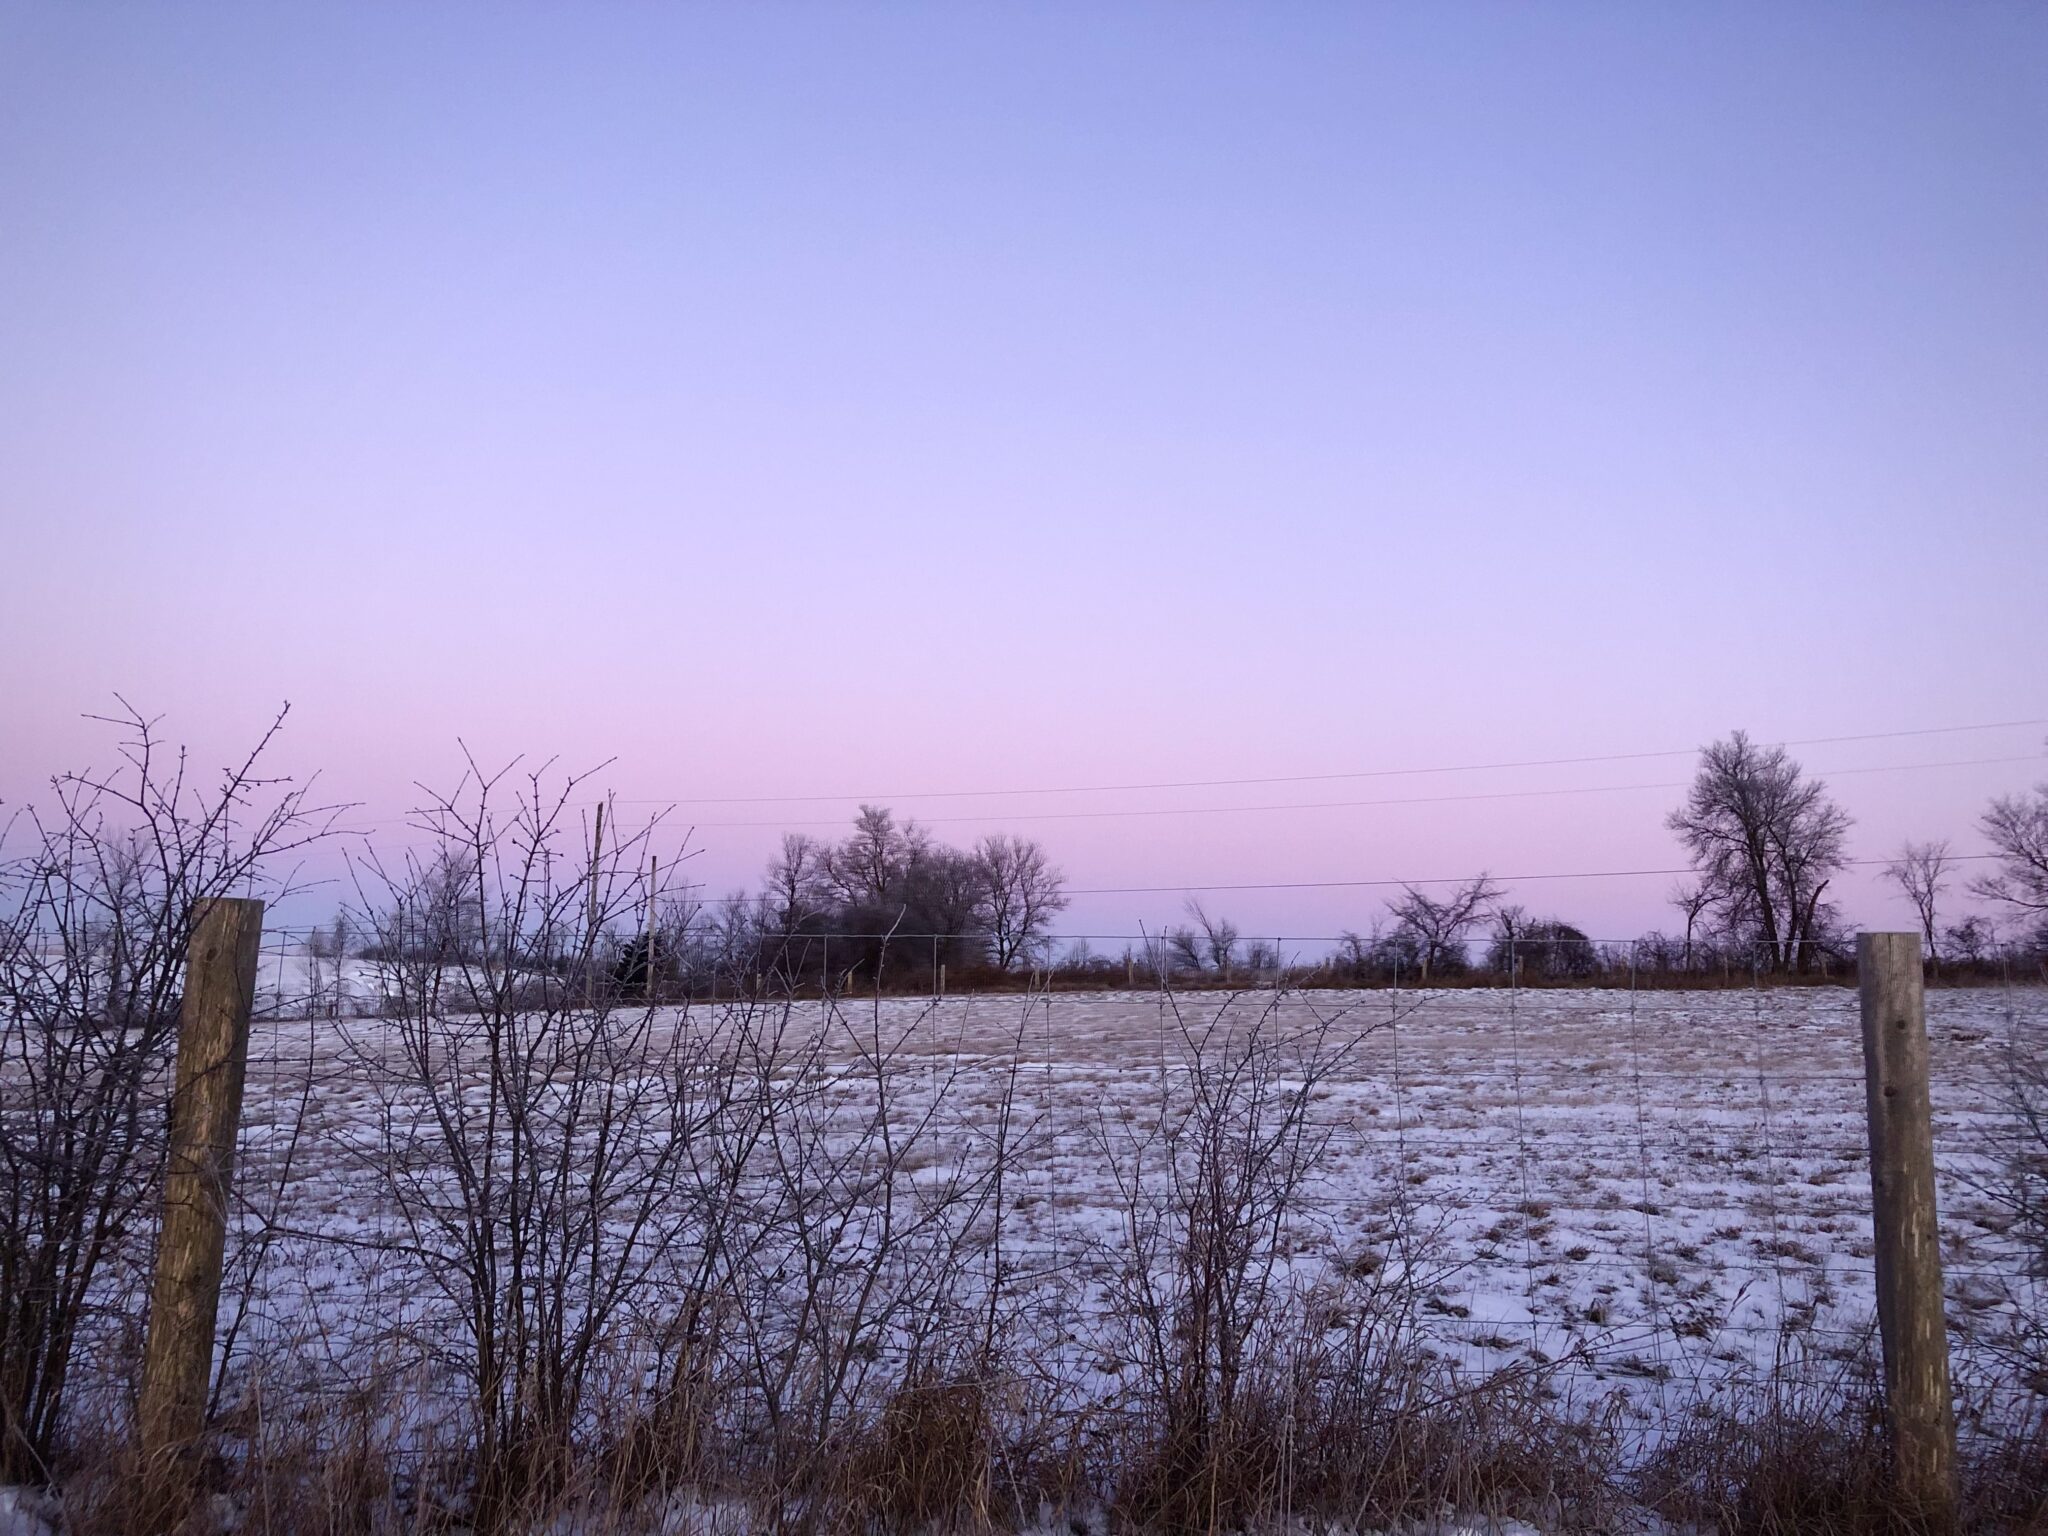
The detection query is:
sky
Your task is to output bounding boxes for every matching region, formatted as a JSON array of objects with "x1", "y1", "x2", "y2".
[{"x1": 2, "y1": 2, "x2": 2045, "y2": 943}]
